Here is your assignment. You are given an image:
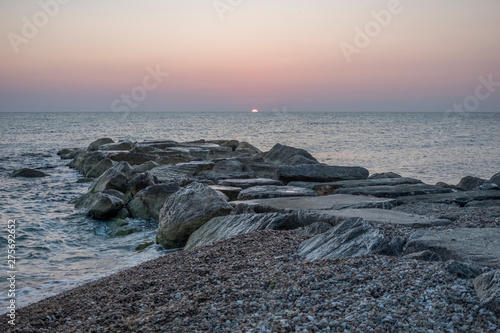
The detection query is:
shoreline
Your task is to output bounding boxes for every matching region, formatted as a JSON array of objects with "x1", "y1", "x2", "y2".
[{"x1": 5, "y1": 138, "x2": 500, "y2": 331}]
